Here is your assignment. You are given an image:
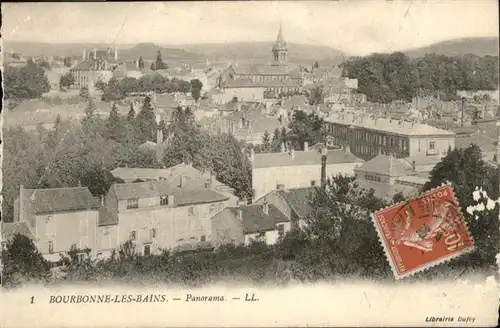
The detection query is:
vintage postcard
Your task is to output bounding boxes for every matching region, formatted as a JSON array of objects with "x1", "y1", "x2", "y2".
[{"x1": 1, "y1": 1, "x2": 499, "y2": 327}]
